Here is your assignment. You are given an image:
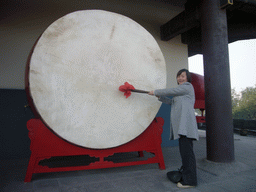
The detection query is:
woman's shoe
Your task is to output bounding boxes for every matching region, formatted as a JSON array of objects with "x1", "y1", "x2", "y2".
[{"x1": 177, "y1": 182, "x2": 195, "y2": 188}]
